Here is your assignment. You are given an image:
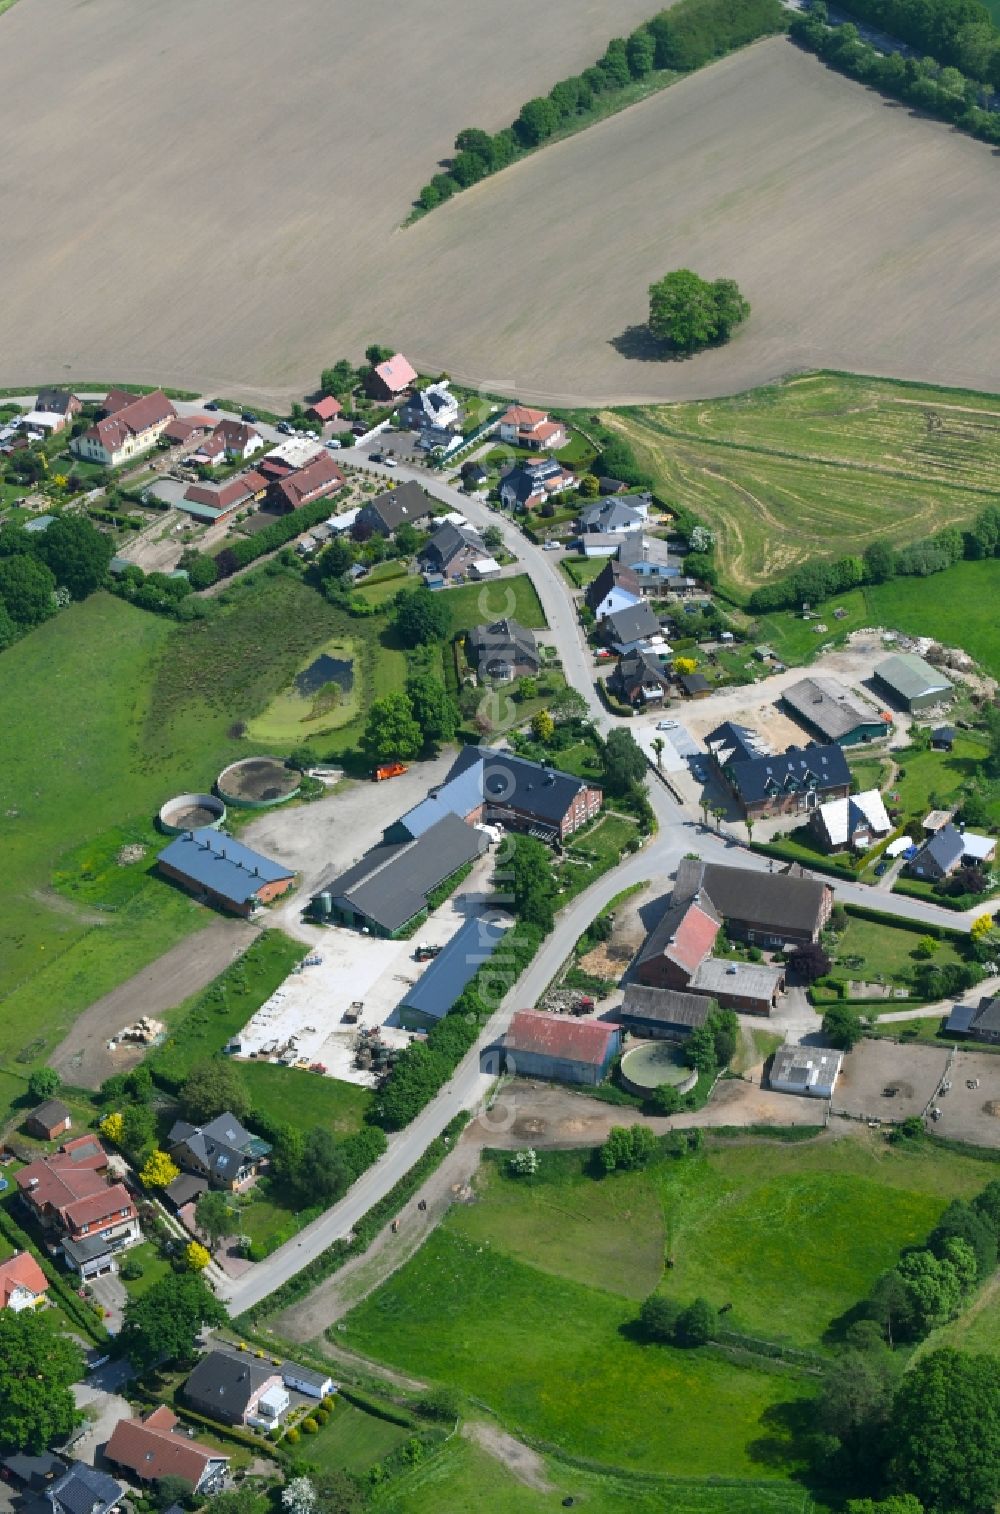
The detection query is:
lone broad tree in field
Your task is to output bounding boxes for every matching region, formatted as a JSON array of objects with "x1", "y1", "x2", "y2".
[{"x1": 648, "y1": 269, "x2": 750, "y2": 354}]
